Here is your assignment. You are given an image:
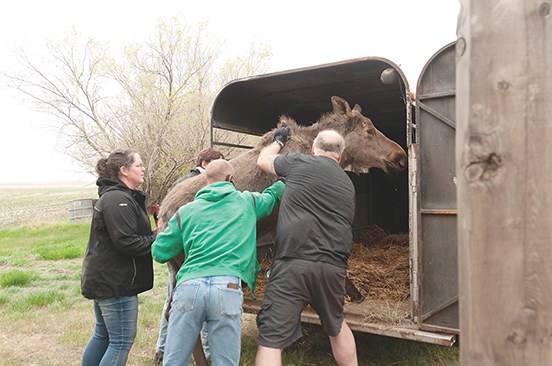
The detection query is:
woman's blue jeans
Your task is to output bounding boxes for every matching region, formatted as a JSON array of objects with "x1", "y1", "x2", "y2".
[
  {"x1": 82, "y1": 295, "x2": 138, "y2": 366},
  {"x1": 163, "y1": 276, "x2": 243, "y2": 366}
]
